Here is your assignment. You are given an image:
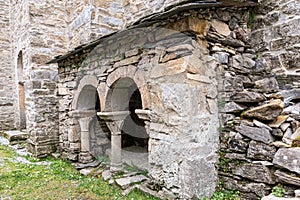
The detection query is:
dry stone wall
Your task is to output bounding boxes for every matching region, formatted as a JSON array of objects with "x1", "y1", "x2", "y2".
[
  {"x1": 65, "y1": 0, "x2": 192, "y2": 49},
  {"x1": 217, "y1": 0, "x2": 300, "y2": 199}
]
